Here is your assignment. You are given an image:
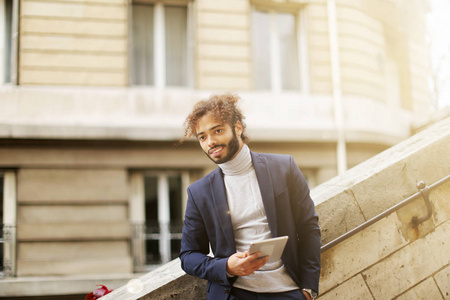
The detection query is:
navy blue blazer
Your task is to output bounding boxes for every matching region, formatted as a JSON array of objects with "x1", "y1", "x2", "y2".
[{"x1": 180, "y1": 151, "x2": 321, "y2": 300}]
